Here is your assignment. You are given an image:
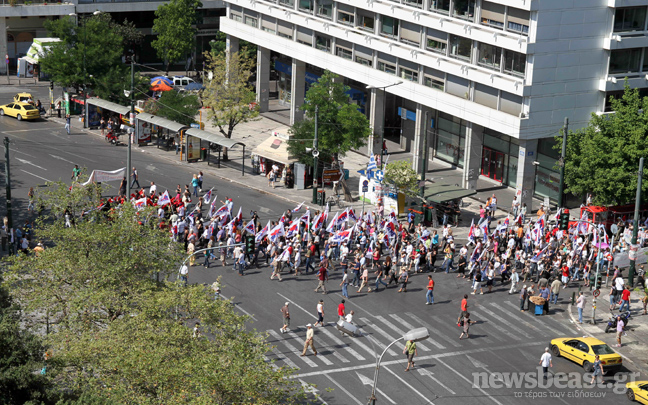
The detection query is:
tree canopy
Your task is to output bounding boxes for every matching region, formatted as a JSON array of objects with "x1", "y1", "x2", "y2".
[
  {"x1": 562, "y1": 84, "x2": 648, "y2": 205},
  {"x1": 287, "y1": 71, "x2": 371, "y2": 166},
  {"x1": 143, "y1": 90, "x2": 201, "y2": 127},
  {"x1": 384, "y1": 160, "x2": 420, "y2": 197},
  {"x1": 151, "y1": 0, "x2": 202, "y2": 74}
]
